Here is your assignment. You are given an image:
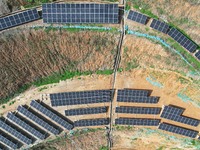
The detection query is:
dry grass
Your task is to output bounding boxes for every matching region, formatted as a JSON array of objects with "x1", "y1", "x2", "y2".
[{"x1": 0, "y1": 28, "x2": 119, "y2": 101}]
